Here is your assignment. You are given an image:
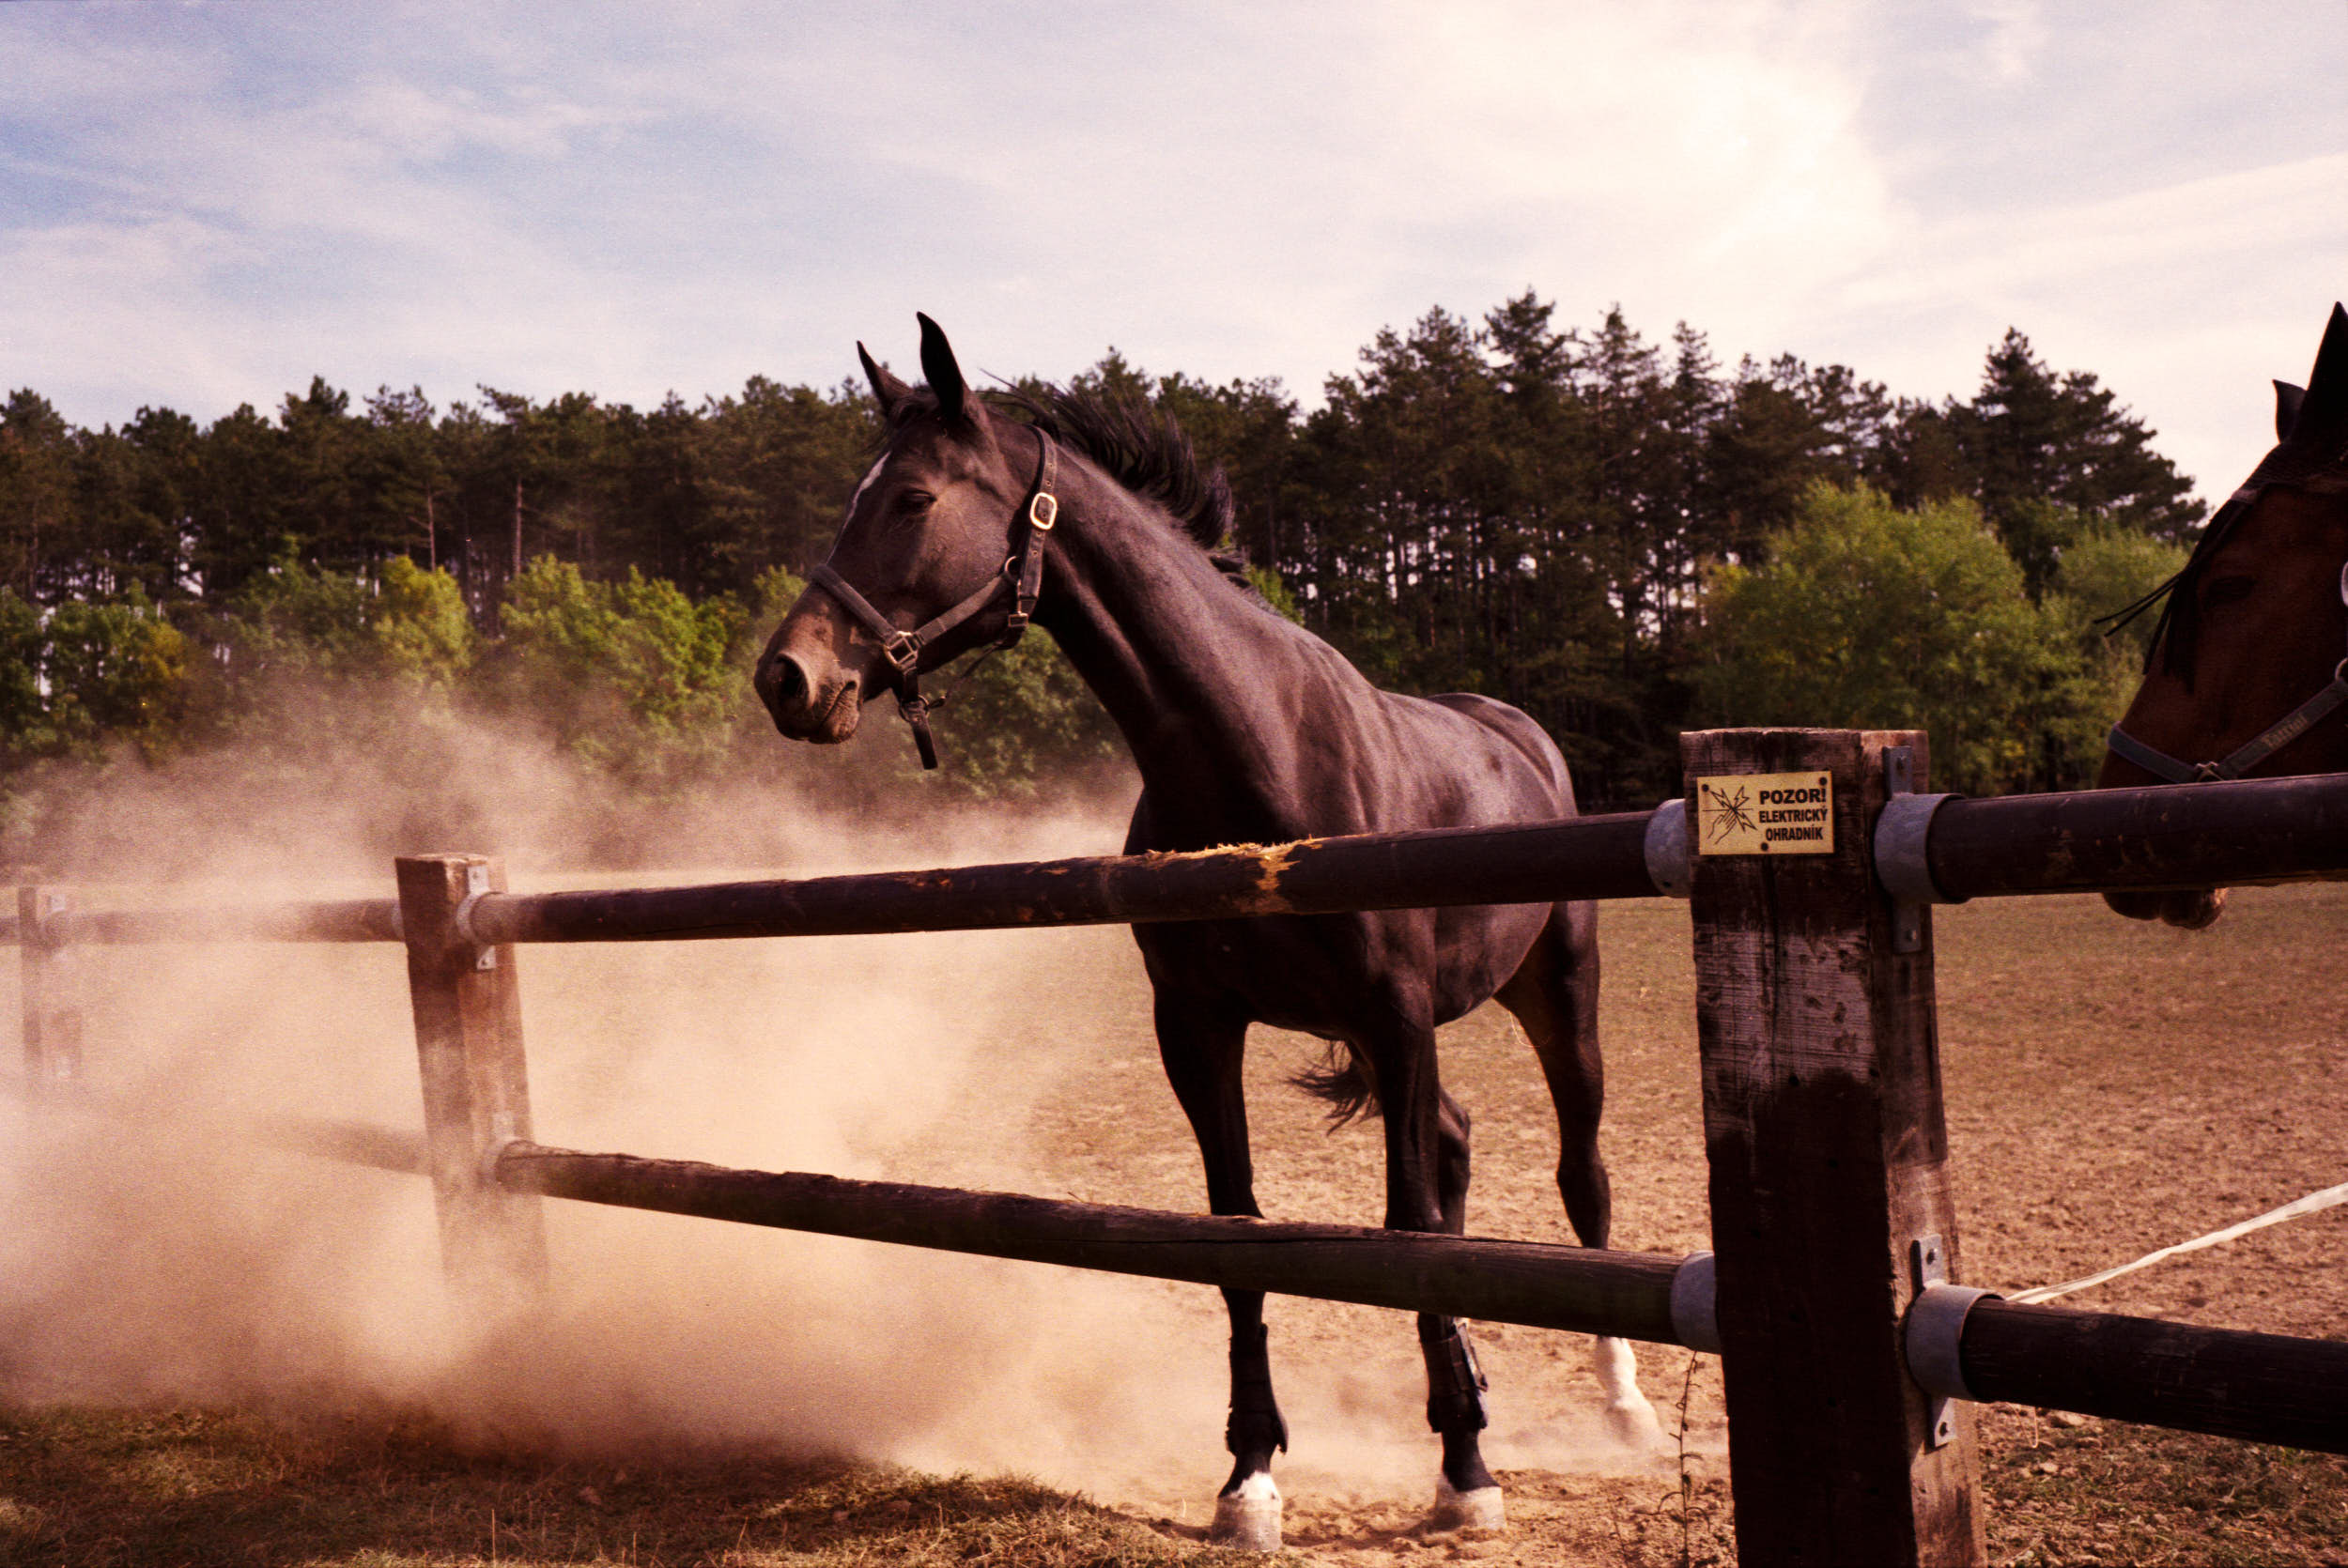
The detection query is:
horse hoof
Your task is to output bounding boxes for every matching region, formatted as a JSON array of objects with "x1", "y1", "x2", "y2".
[
  {"x1": 1210, "y1": 1474, "x2": 1282, "y2": 1552},
  {"x1": 1429, "y1": 1476, "x2": 1506, "y2": 1533},
  {"x1": 1593, "y1": 1336, "x2": 1667, "y2": 1451},
  {"x1": 1606, "y1": 1396, "x2": 1669, "y2": 1451}
]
